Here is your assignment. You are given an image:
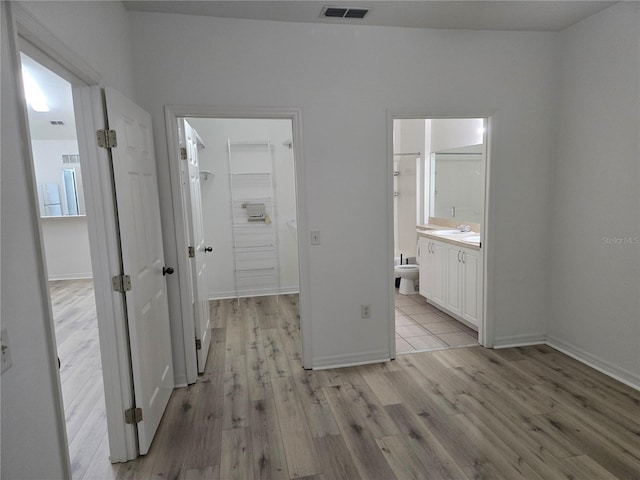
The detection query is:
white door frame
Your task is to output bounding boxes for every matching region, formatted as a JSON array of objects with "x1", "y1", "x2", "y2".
[
  {"x1": 386, "y1": 109, "x2": 495, "y2": 358},
  {"x1": 164, "y1": 105, "x2": 312, "y2": 374},
  {"x1": 8, "y1": 3, "x2": 138, "y2": 462}
]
